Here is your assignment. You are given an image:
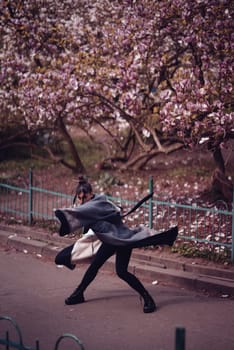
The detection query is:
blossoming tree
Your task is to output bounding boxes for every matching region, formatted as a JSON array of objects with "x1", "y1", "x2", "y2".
[{"x1": 0, "y1": 0, "x2": 233, "y2": 200}]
